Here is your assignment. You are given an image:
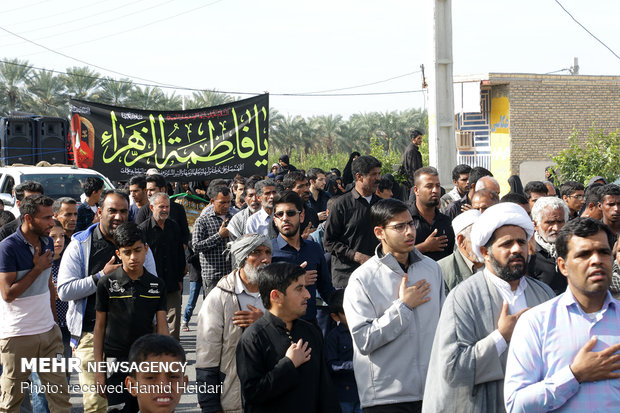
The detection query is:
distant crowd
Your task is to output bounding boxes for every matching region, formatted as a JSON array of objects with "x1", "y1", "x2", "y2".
[{"x1": 0, "y1": 128, "x2": 619, "y2": 413}]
